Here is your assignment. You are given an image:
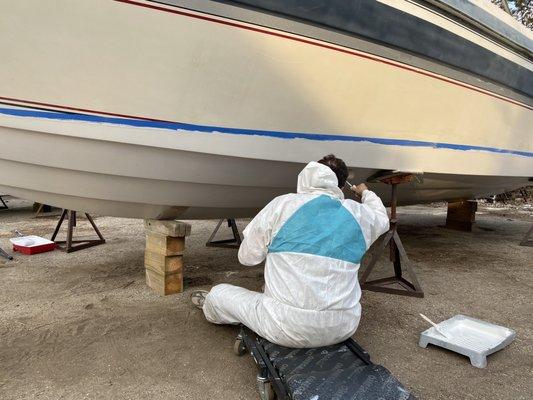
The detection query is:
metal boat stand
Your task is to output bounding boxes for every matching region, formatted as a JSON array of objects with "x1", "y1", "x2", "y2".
[
  {"x1": 519, "y1": 224, "x2": 533, "y2": 247},
  {"x1": 359, "y1": 171, "x2": 424, "y2": 298},
  {"x1": 34, "y1": 203, "x2": 54, "y2": 218},
  {"x1": 51, "y1": 210, "x2": 105, "y2": 253},
  {"x1": 0, "y1": 246, "x2": 13, "y2": 260},
  {"x1": 0, "y1": 195, "x2": 8, "y2": 210},
  {"x1": 1, "y1": 196, "x2": 13, "y2": 259},
  {"x1": 206, "y1": 219, "x2": 242, "y2": 249}
]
